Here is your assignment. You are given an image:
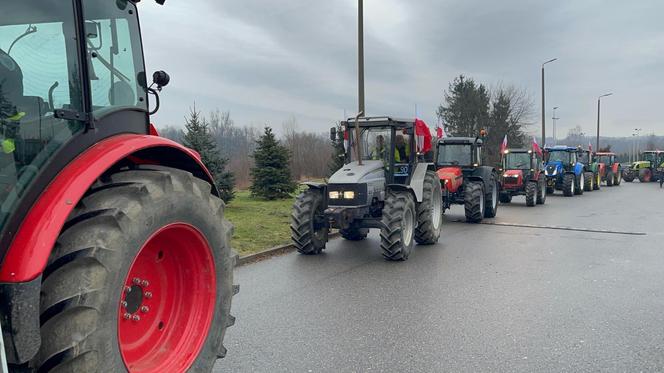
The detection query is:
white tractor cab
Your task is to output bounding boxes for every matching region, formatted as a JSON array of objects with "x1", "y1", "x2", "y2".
[{"x1": 291, "y1": 117, "x2": 442, "y2": 261}]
